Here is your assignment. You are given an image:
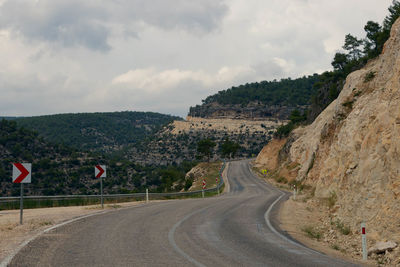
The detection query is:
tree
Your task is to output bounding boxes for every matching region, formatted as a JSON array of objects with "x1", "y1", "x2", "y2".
[
  {"x1": 331, "y1": 52, "x2": 348, "y2": 71},
  {"x1": 343, "y1": 34, "x2": 363, "y2": 60},
  {"x1": 220, "y1": 138, "x2": 240, "y2": 159},
  {"x1": 363, "y1": 21, "x2": 382, "y2": 57},
  {"x1": 383, "y1": 0, "x2": 400, "y2": 31},
  {"x1": 197, "y1": 139, "x2": 216, "y2": 162}
]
